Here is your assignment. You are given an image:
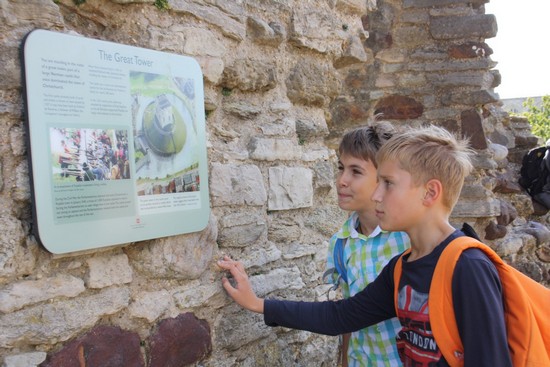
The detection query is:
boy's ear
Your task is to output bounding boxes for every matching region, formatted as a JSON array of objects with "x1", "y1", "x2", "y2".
[{"x1": 422, "y1": 179, "x2": 443, "y2": 206}]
